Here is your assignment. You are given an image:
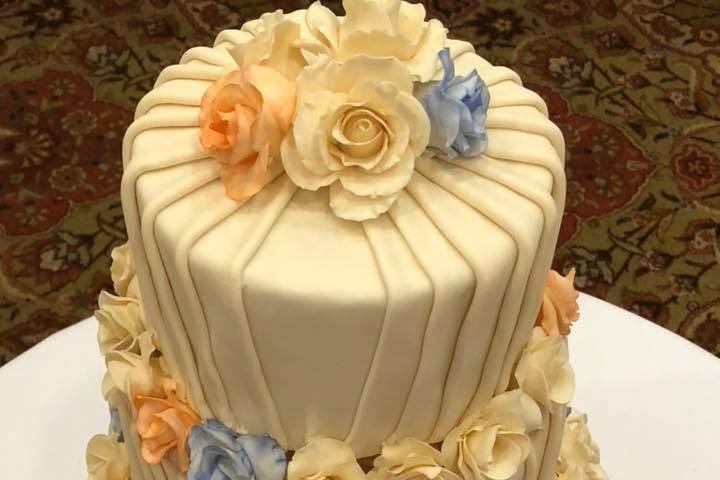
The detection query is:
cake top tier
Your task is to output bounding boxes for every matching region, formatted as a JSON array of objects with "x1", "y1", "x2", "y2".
[{"x1": 120, "y1": 0, "x2": 566, "y2": 457}]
